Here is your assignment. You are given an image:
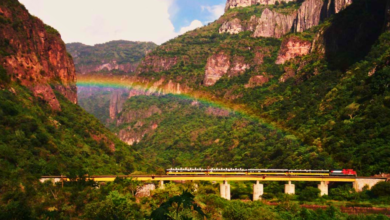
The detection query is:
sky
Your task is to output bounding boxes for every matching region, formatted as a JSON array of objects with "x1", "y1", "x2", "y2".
[{"x1": 19, "y1": 0, "x2": 226, "y2": 45}]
